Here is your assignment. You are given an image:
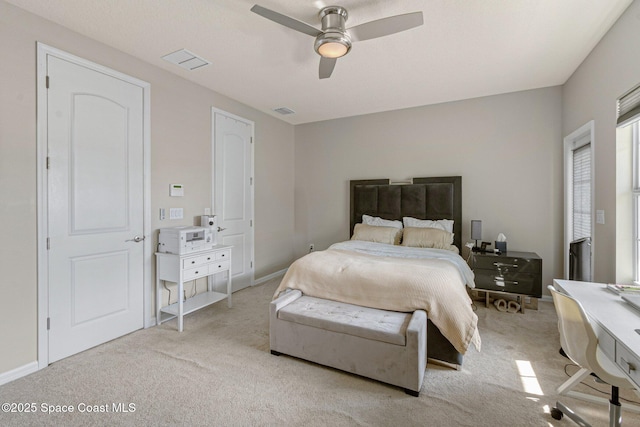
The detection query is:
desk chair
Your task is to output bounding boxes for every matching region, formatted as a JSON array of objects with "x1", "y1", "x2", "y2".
[{"x1": 548, "y1": 285, "x2": 637, "y2": 427}]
